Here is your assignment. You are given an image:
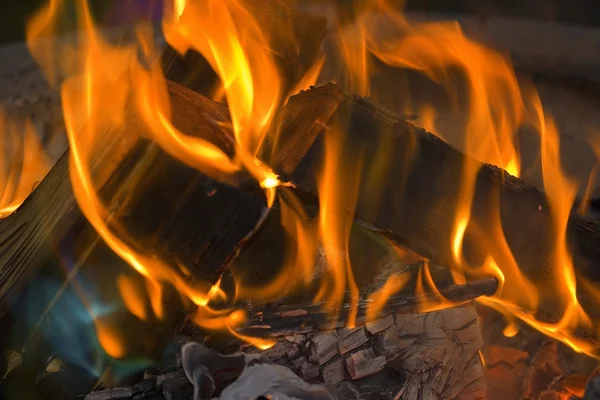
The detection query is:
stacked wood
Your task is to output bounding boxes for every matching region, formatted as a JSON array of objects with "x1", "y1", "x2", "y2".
[{"x1": 83, "y1": 302, "x2": 486, "y2": 400}]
